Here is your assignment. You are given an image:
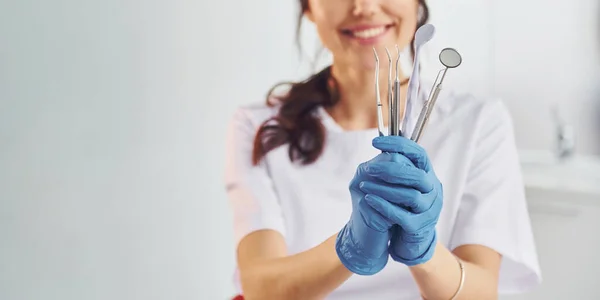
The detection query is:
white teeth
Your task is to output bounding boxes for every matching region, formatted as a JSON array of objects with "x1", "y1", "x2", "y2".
[{"x1": 352, "y1": 27, "x2": 386, "y2": 39}]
